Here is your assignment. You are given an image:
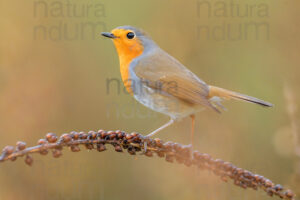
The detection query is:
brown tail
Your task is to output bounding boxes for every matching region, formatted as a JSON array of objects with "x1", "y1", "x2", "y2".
[{"x1": 208, "y1": 86, "x2": 273, "y2": 107}]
